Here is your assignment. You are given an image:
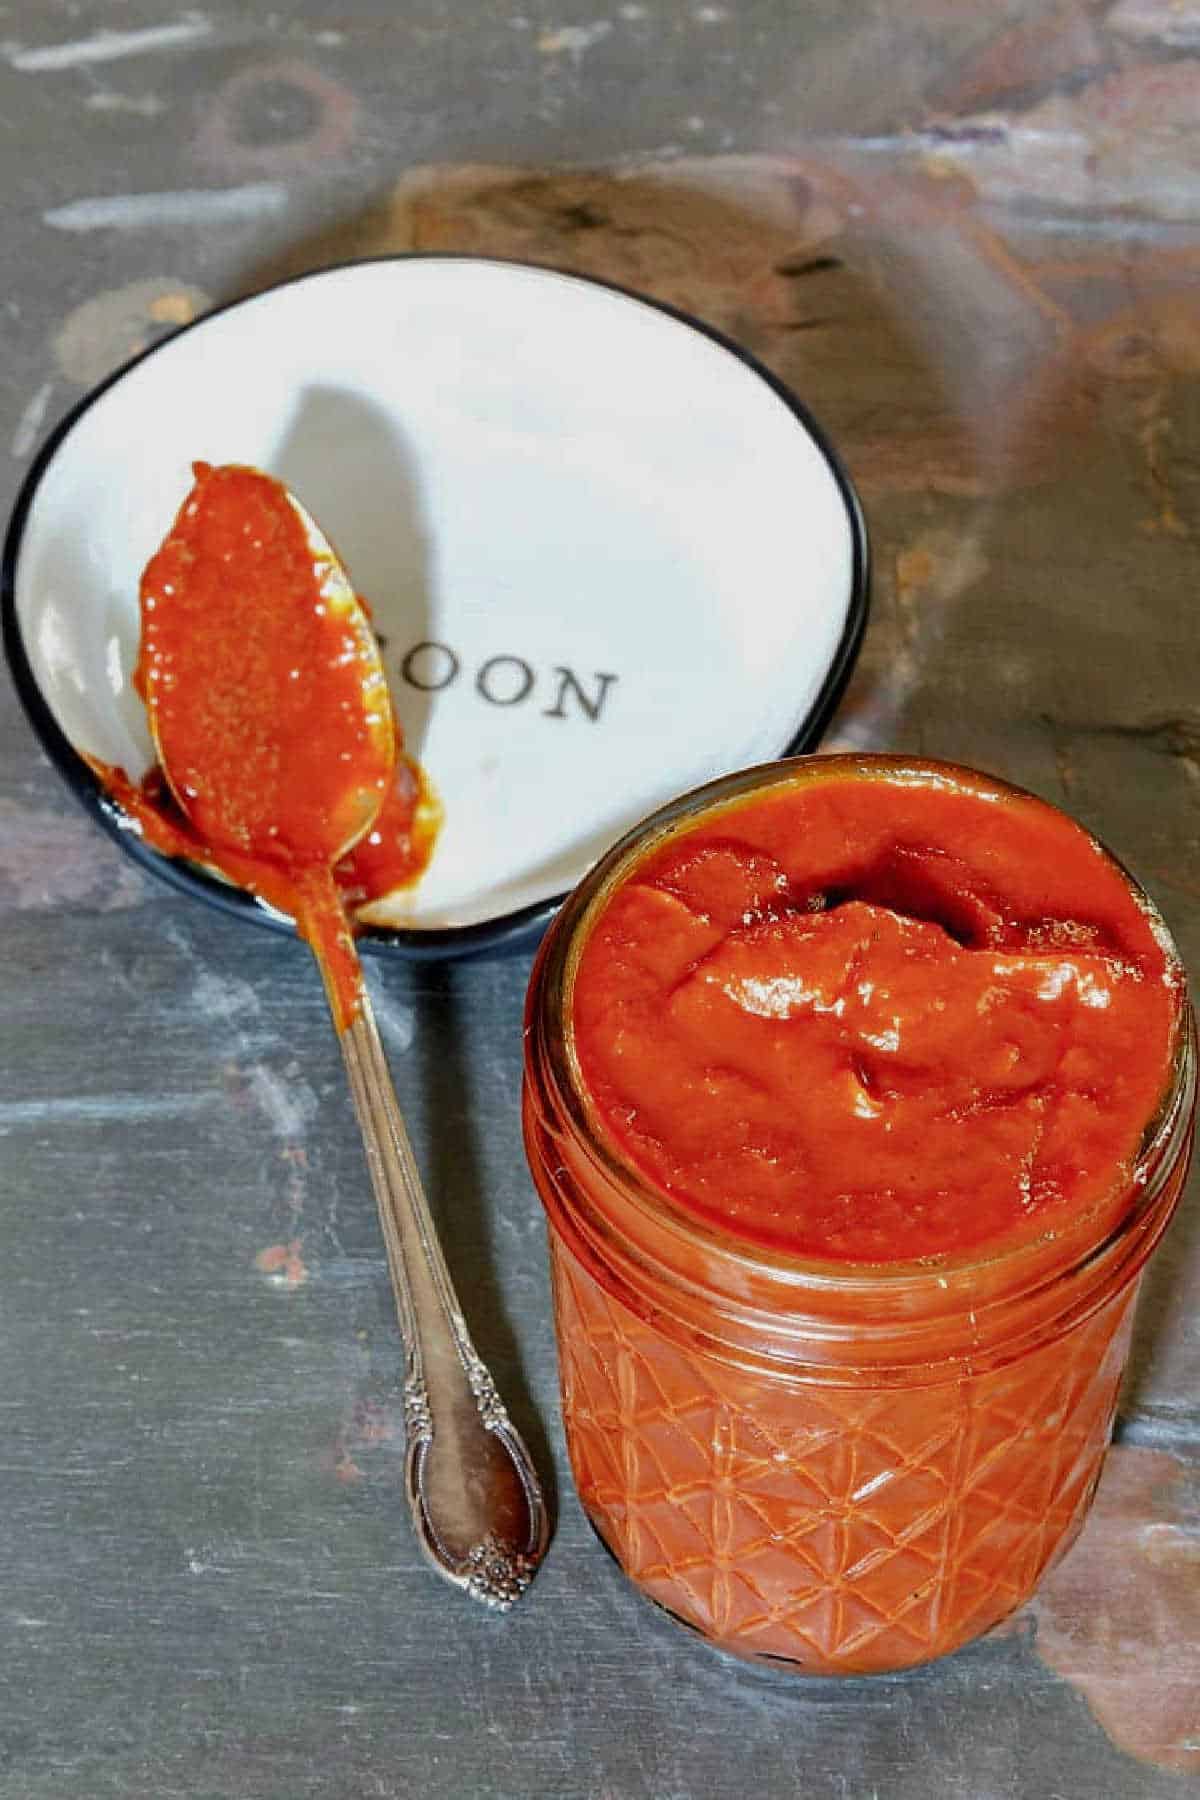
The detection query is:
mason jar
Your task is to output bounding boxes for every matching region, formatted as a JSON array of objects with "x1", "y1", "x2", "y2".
[{"x1": 522, "y1": 755, "x2": 1196, "y2": 1675}]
